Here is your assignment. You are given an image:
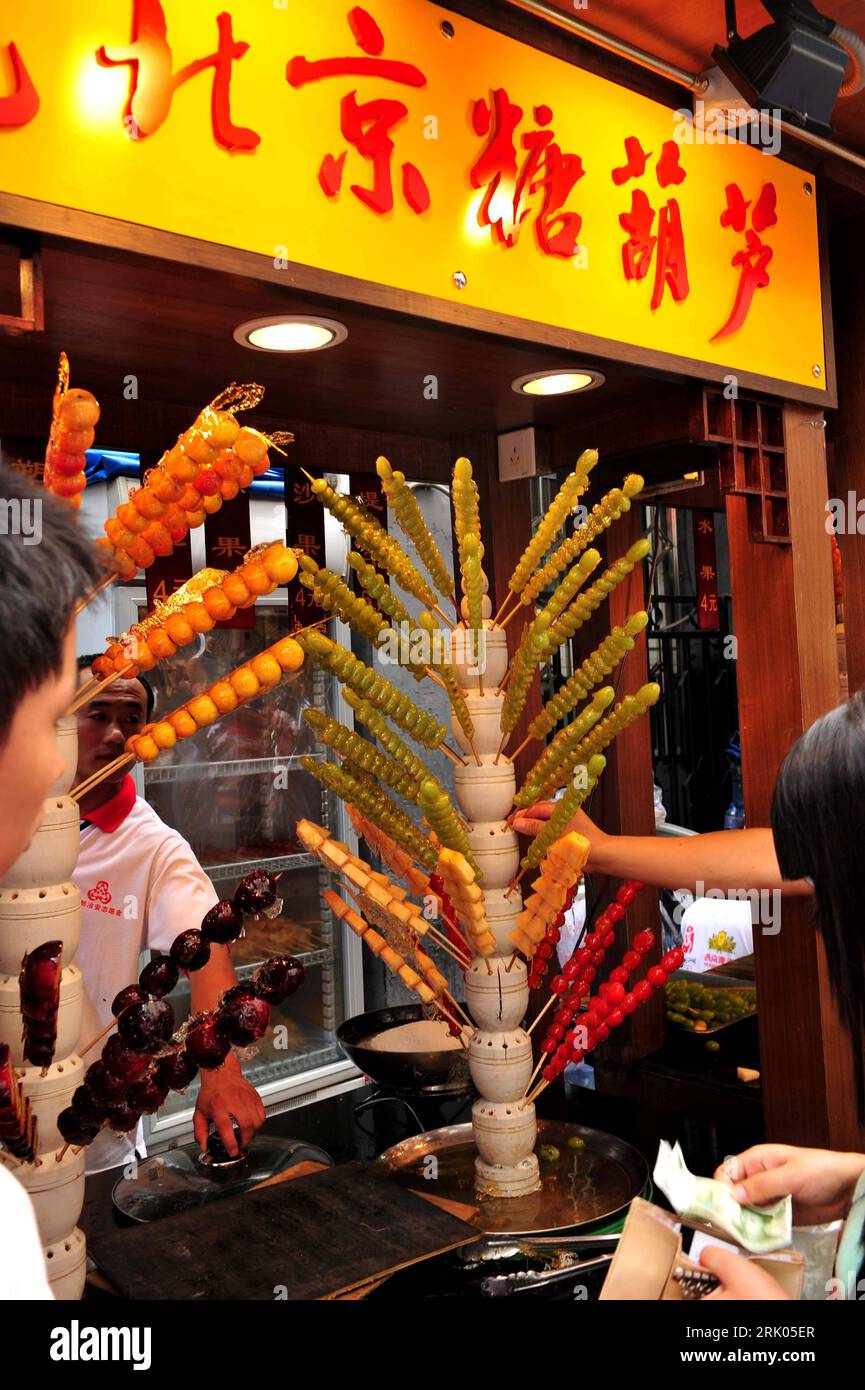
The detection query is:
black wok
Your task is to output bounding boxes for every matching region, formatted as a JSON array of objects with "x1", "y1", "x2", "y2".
[{"x1": 337, "y1": 1003, "x2": 473, "y2": 1095}]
